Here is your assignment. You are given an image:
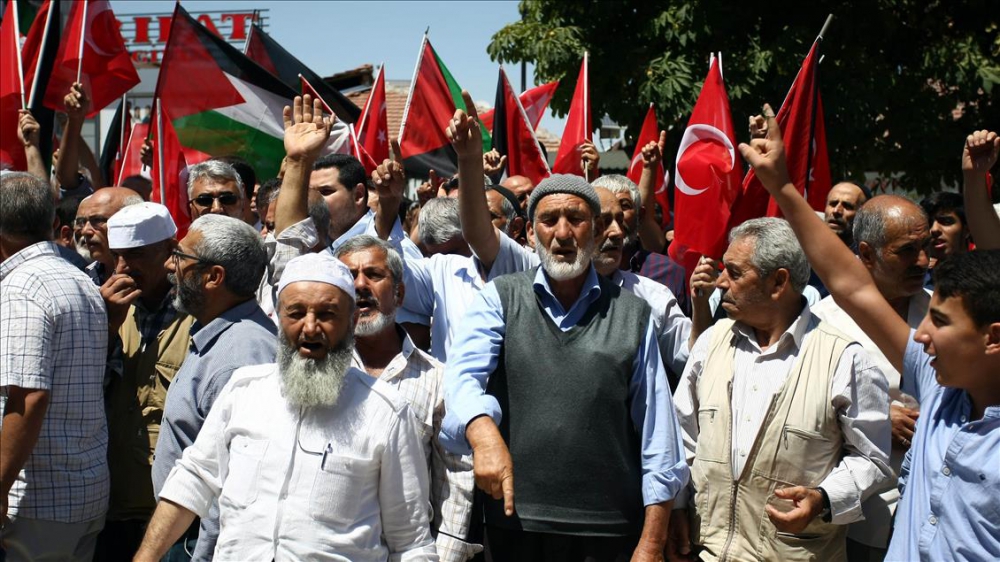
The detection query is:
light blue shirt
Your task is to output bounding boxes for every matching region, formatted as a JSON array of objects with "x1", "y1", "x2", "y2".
[
  {"x1": 440, "y1": 265, "x2": 690, "y2": 505},
  {"x1": 886, "y1": 330, "x2": 1000, "y2": 560}
]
